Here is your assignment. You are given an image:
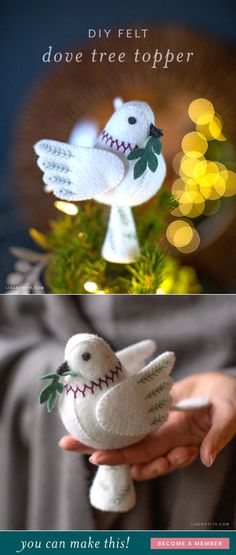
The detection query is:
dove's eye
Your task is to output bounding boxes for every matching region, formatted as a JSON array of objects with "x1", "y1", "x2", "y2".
[
  {"x1": 128, "y1": 117, "x2": 137, "y2": 125},
  {"x1": 82, "y1": 352, "x2": 91, "y2": 361}
]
